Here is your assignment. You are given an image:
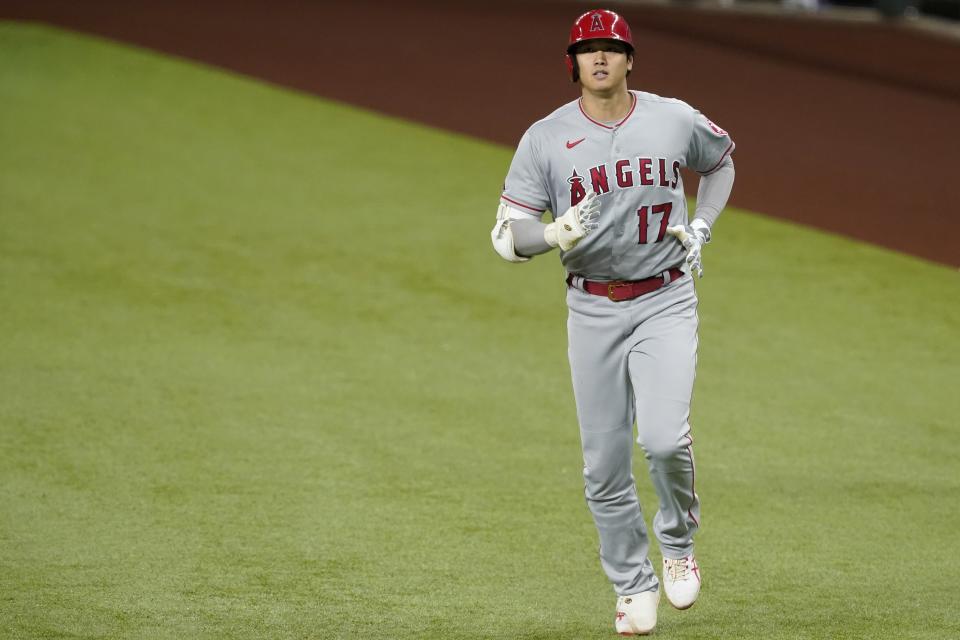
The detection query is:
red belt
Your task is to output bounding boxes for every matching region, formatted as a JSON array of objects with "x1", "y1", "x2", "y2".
[{"x1": 566, "y1": 268, "x2": 685, "y2": 302}]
